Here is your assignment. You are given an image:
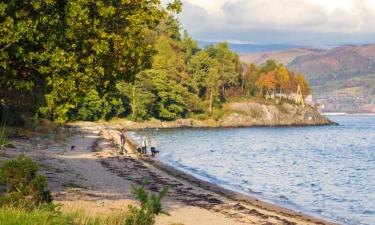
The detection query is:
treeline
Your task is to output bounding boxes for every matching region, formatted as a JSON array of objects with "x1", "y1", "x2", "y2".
[
  {"x1": 121, "y1": 32, "x2": 311, "y2": 120},
  {"x1": 0, "y1": 0, "x2": 311, "y2": 123}
]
